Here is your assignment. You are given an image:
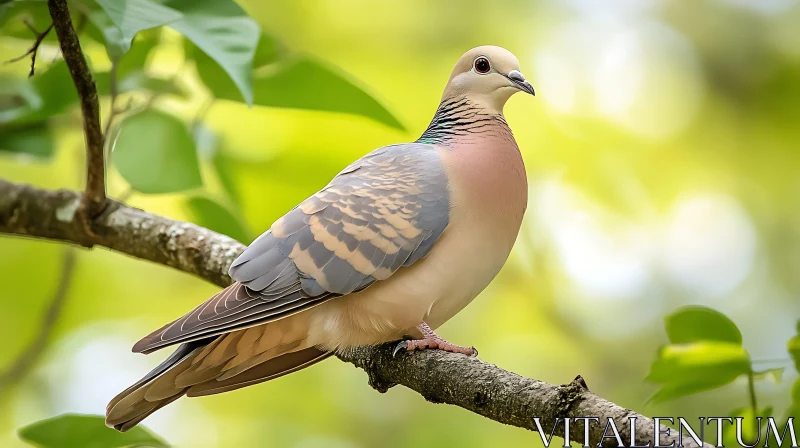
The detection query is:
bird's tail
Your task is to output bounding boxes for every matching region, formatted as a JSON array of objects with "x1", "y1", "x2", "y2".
[{"x1": 105, "y1": 317, "x2": 332, "y2": 431}]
